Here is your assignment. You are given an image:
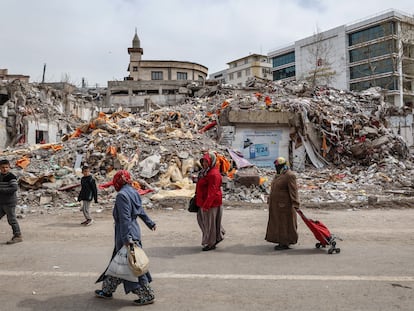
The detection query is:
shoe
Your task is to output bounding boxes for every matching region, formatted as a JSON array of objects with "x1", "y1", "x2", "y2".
[
  {"x1": 215, "y1": 239, "x2": 223, "y2": 246},
  {"x1": 85, "y1": 219, "x2": 94, "y2": 226},
  {"x1": 202, "y1": 245, "x2": 216, "y2": 251},
  {"x1": 133, "y1": 297, "x2": 155, "y2": 305},
  {"x1": 80, "y1": 220, "x2": 88, "y2": 225},
  {"x1": 133, "y1": 286, "x2": 155, "y2": 306},
  {"x1": 95, "y1": 290, "x2": 113, "y2": 299},
  {"x1": 274, "y1": 244, "x2": 290, "y2": 251},
  {"x1": 6, "y1": 235, "x2": 23, "y2": 244}
]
